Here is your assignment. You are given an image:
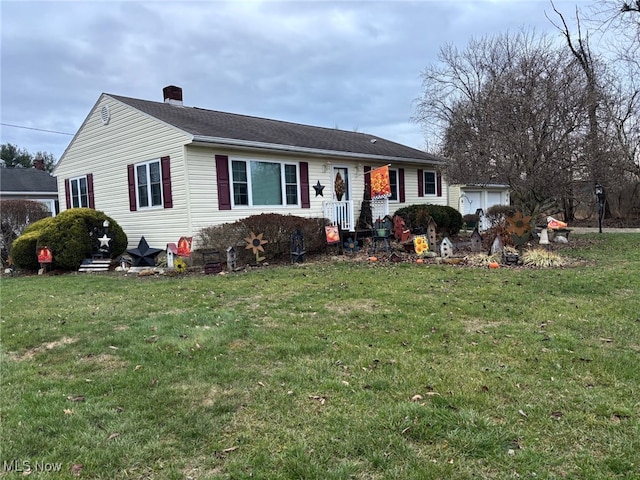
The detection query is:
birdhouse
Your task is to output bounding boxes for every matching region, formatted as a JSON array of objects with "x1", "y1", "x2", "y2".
[
  {"x1": 426, "y1": 218, "x2": 438, "y2": 252},
  {"x1": 440, "y1": 237, "x2": 453, "y2": 258},
  {"x1": 166, "y1": 243, "x2": 178, "y2": 268},
  {"x1": 470, "y1": 228, "x2": 483, "y2": 252}
]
